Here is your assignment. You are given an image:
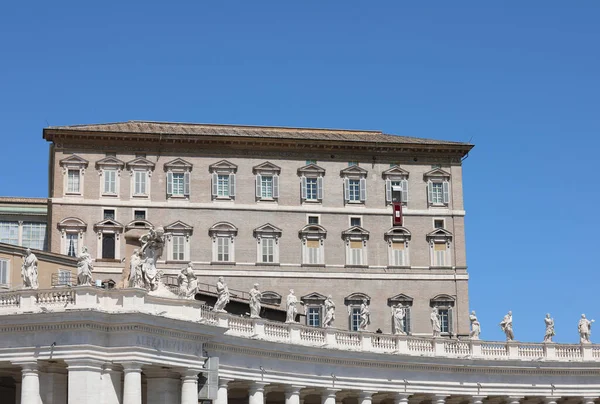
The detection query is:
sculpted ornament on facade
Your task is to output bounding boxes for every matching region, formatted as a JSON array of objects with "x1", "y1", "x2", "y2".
[
  {"x1": 500, "y1": 311, "x2": 514, "y2": 341},
  {"x1": 286, "y1": 289, "x2": 298, "y2": 323},
  {"x1": 431, "y1": 307, "x2": 441, "y2": 337},
  {"x1": 213, "y1": 277, "x2": 230, "y2": 313},
  {"x1": 76, "y1": 246, "x2": 94, "y2": 286},
  {"x1": 359, "y1": 299, "x2": 370, "y2": 331},
  {"x1": 21, "y1": 248, "x2": 38, "y2": 289},
  {"x1": 249, "y1": 283, "x2": 262, "y2": 318},
  {"x1": 544, "y1": 313, "x2": 555, "y2": 343},
  {"x1": 392, "y1": 304, "x2": 407, "y2": 335},
  {"x1": 139, "y1": 227, "x2": 166, "y2": 291},
  {"x1": 128, "y1": 249, "x2": 144, "y2": 288},
  {"x1": 578, "y1": 314, "x2": 595, "y2": 344},
  {"x1": 322, "y1": 295, "x2": 335, "y2": 328},
  {"x1": 469, "y1": 310, "x2": 481, "y2": 340},
  {"x1": 177, "y1": 263, "x2": 198, "y2": 299}
]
